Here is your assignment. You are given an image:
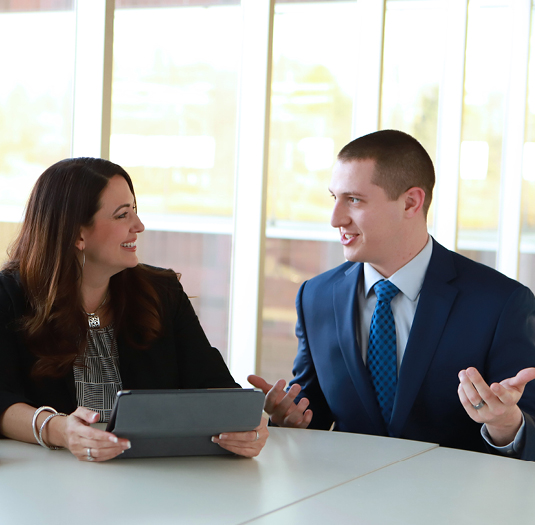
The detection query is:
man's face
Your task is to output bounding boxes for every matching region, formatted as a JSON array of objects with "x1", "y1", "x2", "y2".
[{"x1": 329, "y1": 158, "x2": 407, "y2": 276}]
